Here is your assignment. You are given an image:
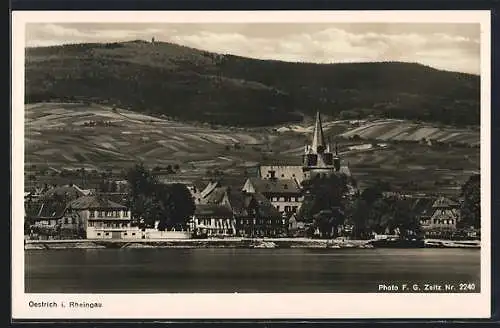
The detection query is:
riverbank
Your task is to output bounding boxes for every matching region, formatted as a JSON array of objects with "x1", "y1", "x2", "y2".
[{"x1": 24, "y1": 238, "x2": 480, "y2": 250}]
